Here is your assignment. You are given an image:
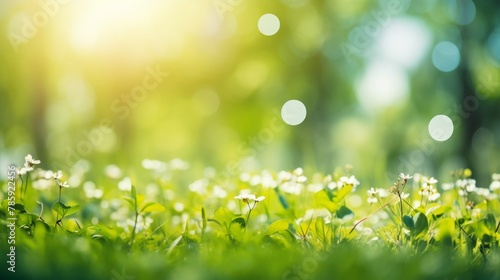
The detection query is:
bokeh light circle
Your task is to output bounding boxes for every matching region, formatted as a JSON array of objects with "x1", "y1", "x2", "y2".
[
  {"x1": 281, "y1": 100, "x2": 306, "y2": 126},
  {"x1": 428, "y1": 115, "x2": 454, "y2": 141},
  {"x1": 432, "y1": 41, "x2": 460, "y2": 72},
  {"x1": 258, "y1": 14, "x2": 280, "y2": 36}
]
